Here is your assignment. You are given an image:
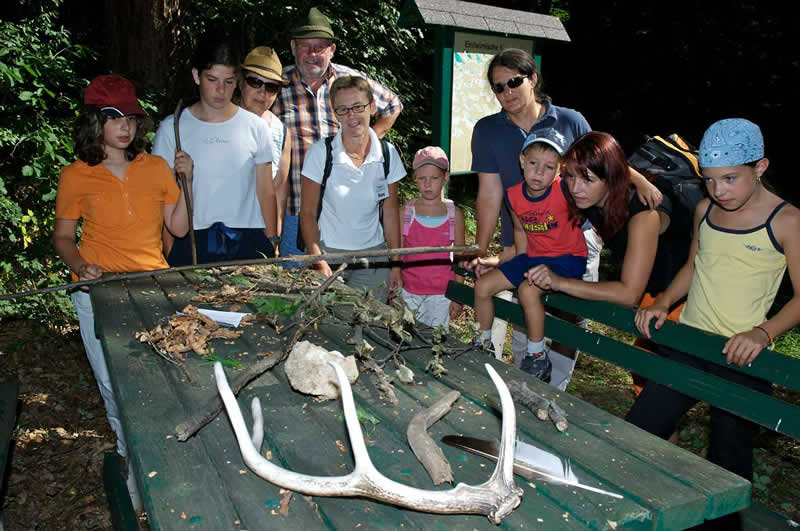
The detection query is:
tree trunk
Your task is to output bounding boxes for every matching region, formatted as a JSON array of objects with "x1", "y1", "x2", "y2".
[{"x1": 104, "y1": 0, "x2": 184, "y2": 90}]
